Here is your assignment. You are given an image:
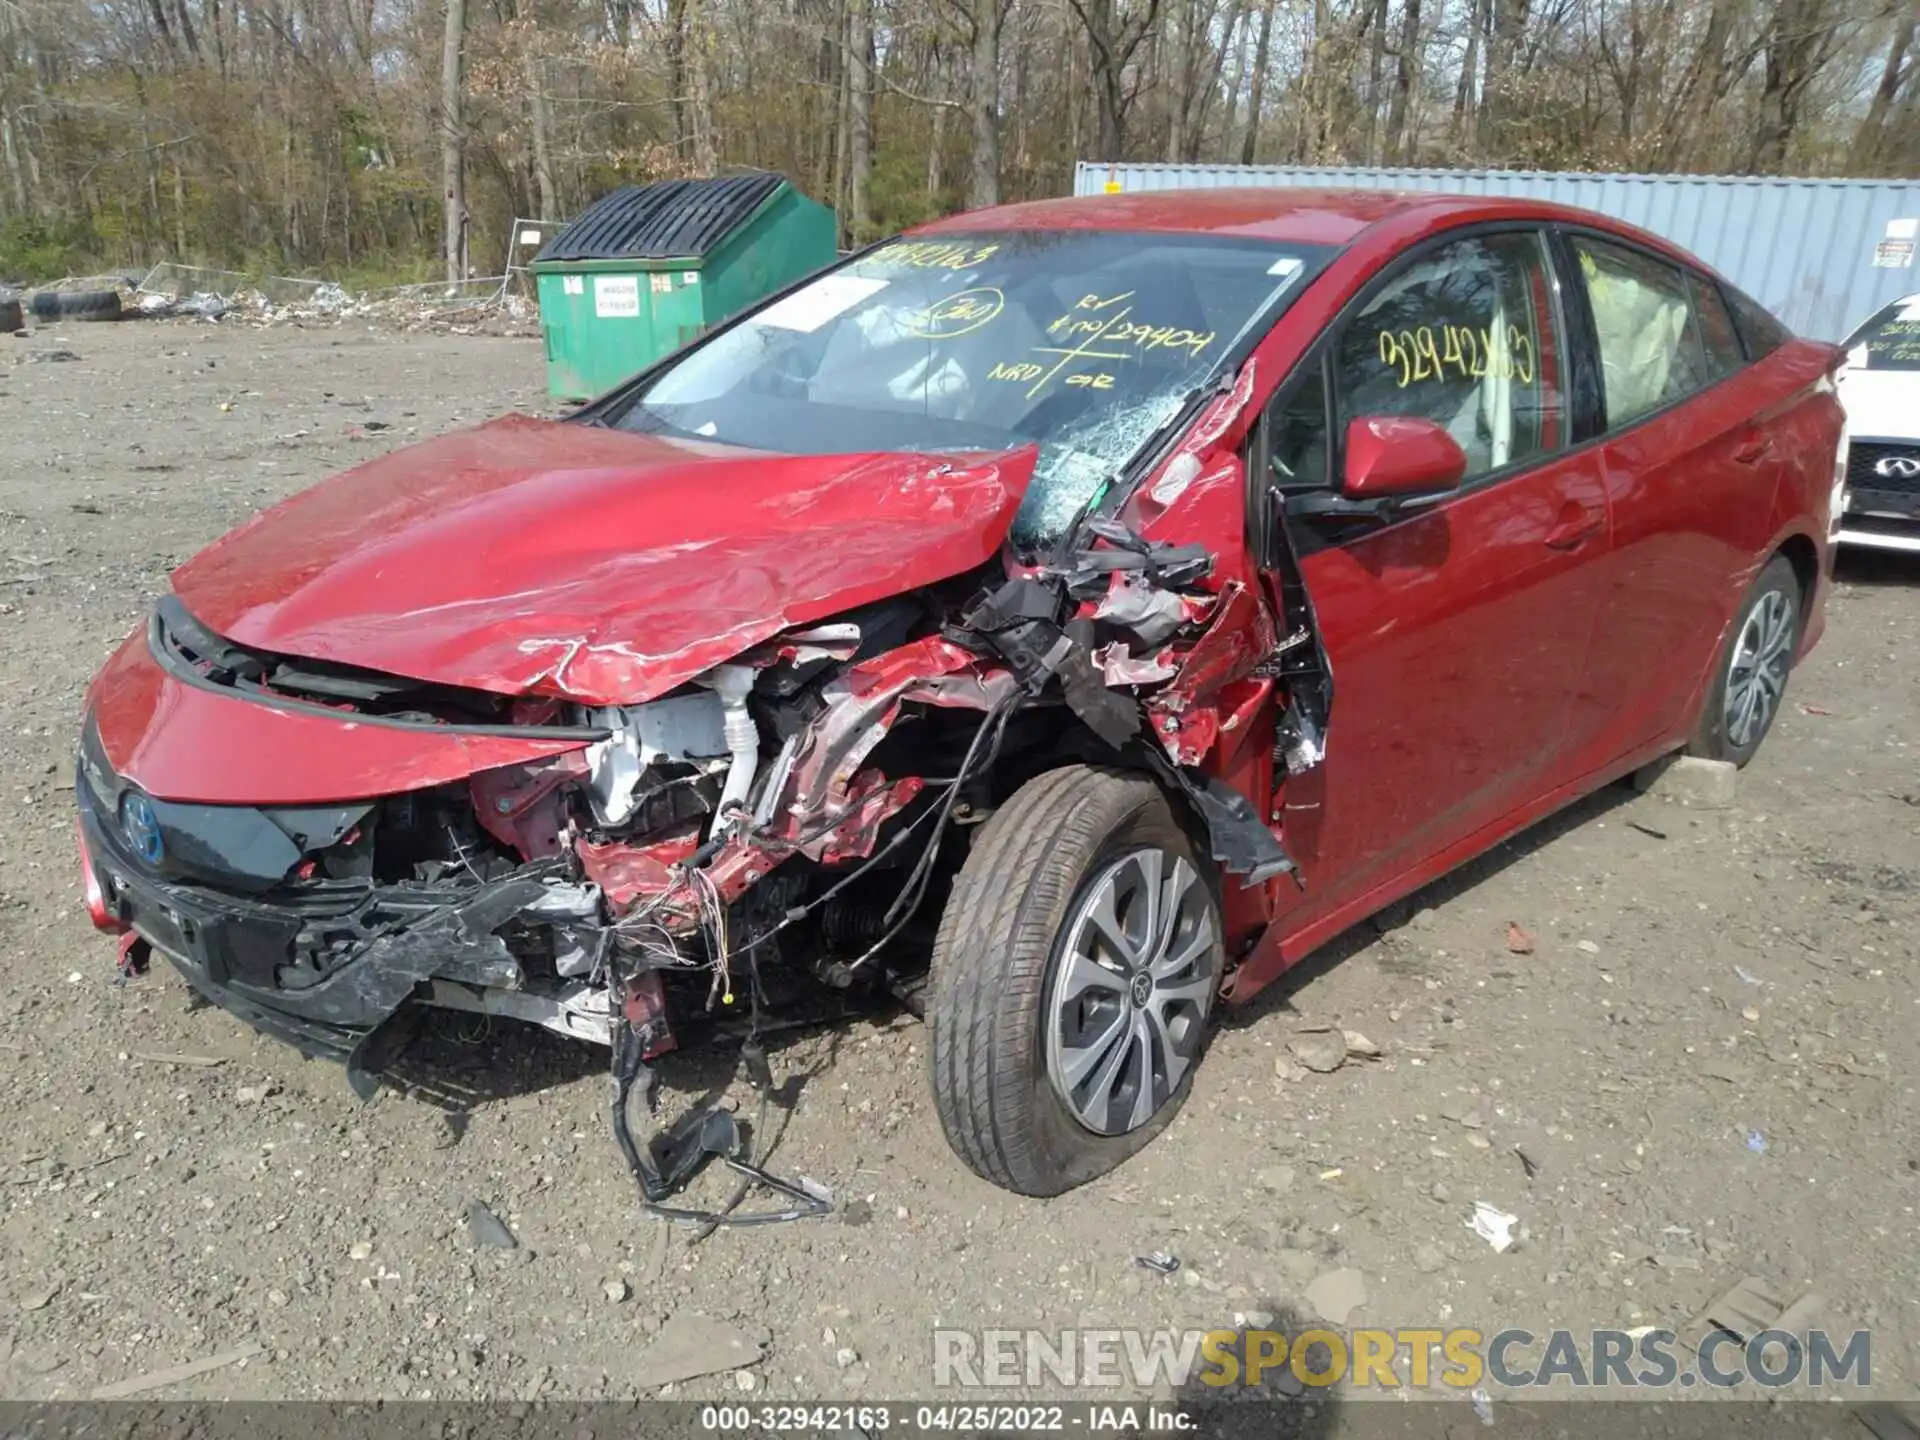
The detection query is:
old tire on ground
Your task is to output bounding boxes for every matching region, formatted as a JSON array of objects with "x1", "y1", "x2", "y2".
[
  {"x1": 29, "y1": 289, "x2": 121, "y2": 322},
  {"x1": 929, "y1": 765, "x2": 1223, "y2": 1196},
  {"x1": 1690, "y1": 553, "x2": 1801, "y2": 767},
  {"x1": 0, "y1": 298, "x2": 21, "y2": 333}
]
